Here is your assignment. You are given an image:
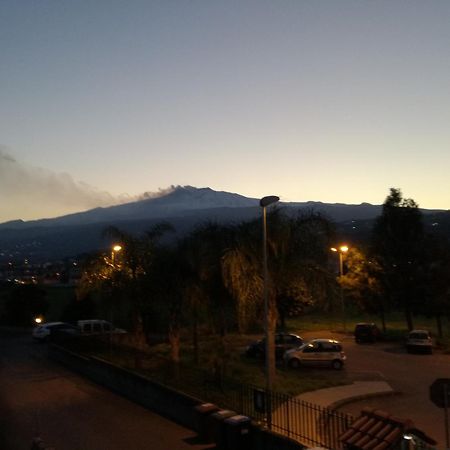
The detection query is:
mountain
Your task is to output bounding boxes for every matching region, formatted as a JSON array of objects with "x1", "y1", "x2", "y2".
[
  {"x1": 0, "y1": 186, "x2": 447, "y2": 262},
  {"x1": 0, "y1": 186, "x2": 259, "y2": 230},
  {"x1": 0, "y1": 186, "x2": 386, "y2": 231}
]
